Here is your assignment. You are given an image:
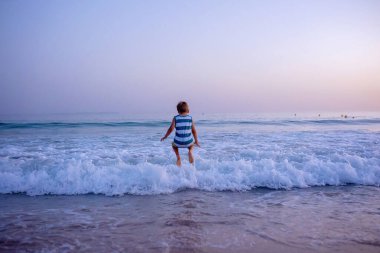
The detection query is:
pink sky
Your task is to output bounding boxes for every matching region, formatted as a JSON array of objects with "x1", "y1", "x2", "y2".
[{"x1": 0, "y1": 0, "x2": 379, "y2": 115}]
